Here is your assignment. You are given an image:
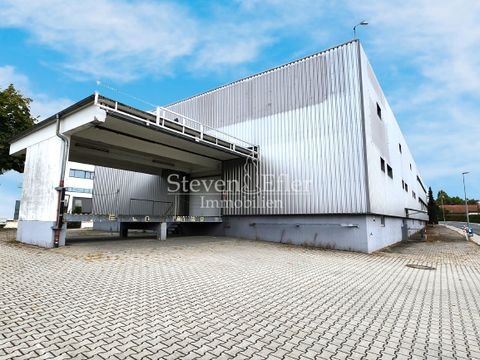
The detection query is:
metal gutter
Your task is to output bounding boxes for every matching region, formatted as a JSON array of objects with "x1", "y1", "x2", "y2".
[{"x1": 52, "y1": 114, "x2": 70, "y2": 248}]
